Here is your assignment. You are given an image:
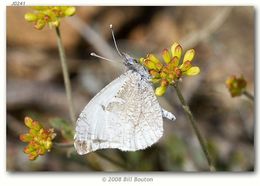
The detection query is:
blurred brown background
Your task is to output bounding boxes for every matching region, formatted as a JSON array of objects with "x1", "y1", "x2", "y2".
[{"x1": 7, "y1": 6, "x2": 254, "y2": 171}]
